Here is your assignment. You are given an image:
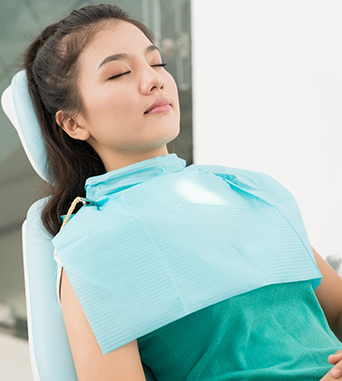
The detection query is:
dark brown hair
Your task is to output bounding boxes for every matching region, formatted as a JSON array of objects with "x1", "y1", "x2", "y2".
[{"x1": 23, "y1": 4, "x2": 154, "y2": 236}]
